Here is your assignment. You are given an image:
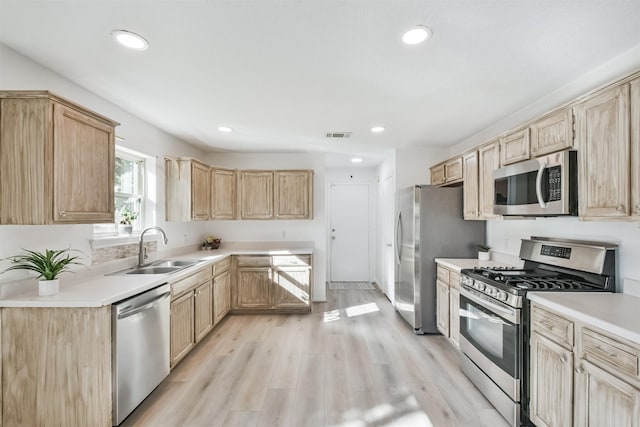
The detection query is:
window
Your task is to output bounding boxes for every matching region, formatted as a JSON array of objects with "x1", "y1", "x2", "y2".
[{"x1": 93, "y1": 147, "x2": 146, "y2": 236}]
